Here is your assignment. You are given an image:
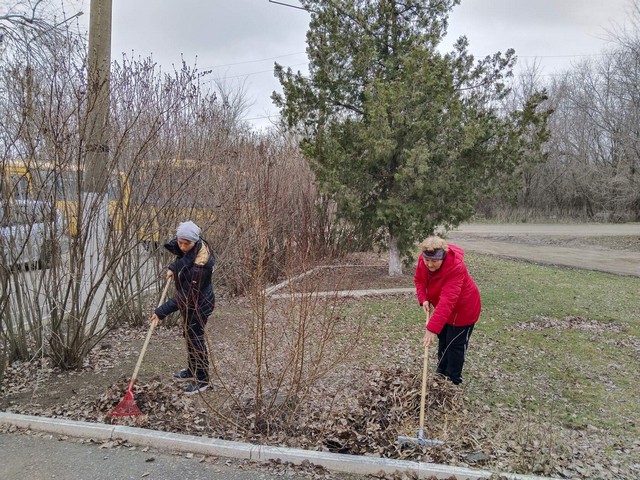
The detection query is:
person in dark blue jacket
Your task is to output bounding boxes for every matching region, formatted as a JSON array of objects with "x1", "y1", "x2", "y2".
[{"x1": 151, "y1": 221, "x2": 215, "y2": 394}]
